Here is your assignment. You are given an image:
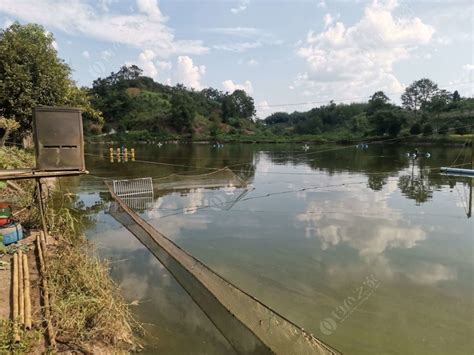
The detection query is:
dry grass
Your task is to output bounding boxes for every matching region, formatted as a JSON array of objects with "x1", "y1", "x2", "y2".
[
  {"x1": 44, "y1": 194, "x2": 142, "y2": 351},
  {"x1": 46, "y1": 239, "x2": 138, "y2": 348},
  {"x1": 1, "y1": 147, "x2": 141, "y2": 352}
]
